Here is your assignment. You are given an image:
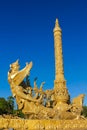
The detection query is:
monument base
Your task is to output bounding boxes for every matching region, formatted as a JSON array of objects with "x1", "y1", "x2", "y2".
[{"x1": 0, "y1": 119, "x2": 87, "y2": 130}]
